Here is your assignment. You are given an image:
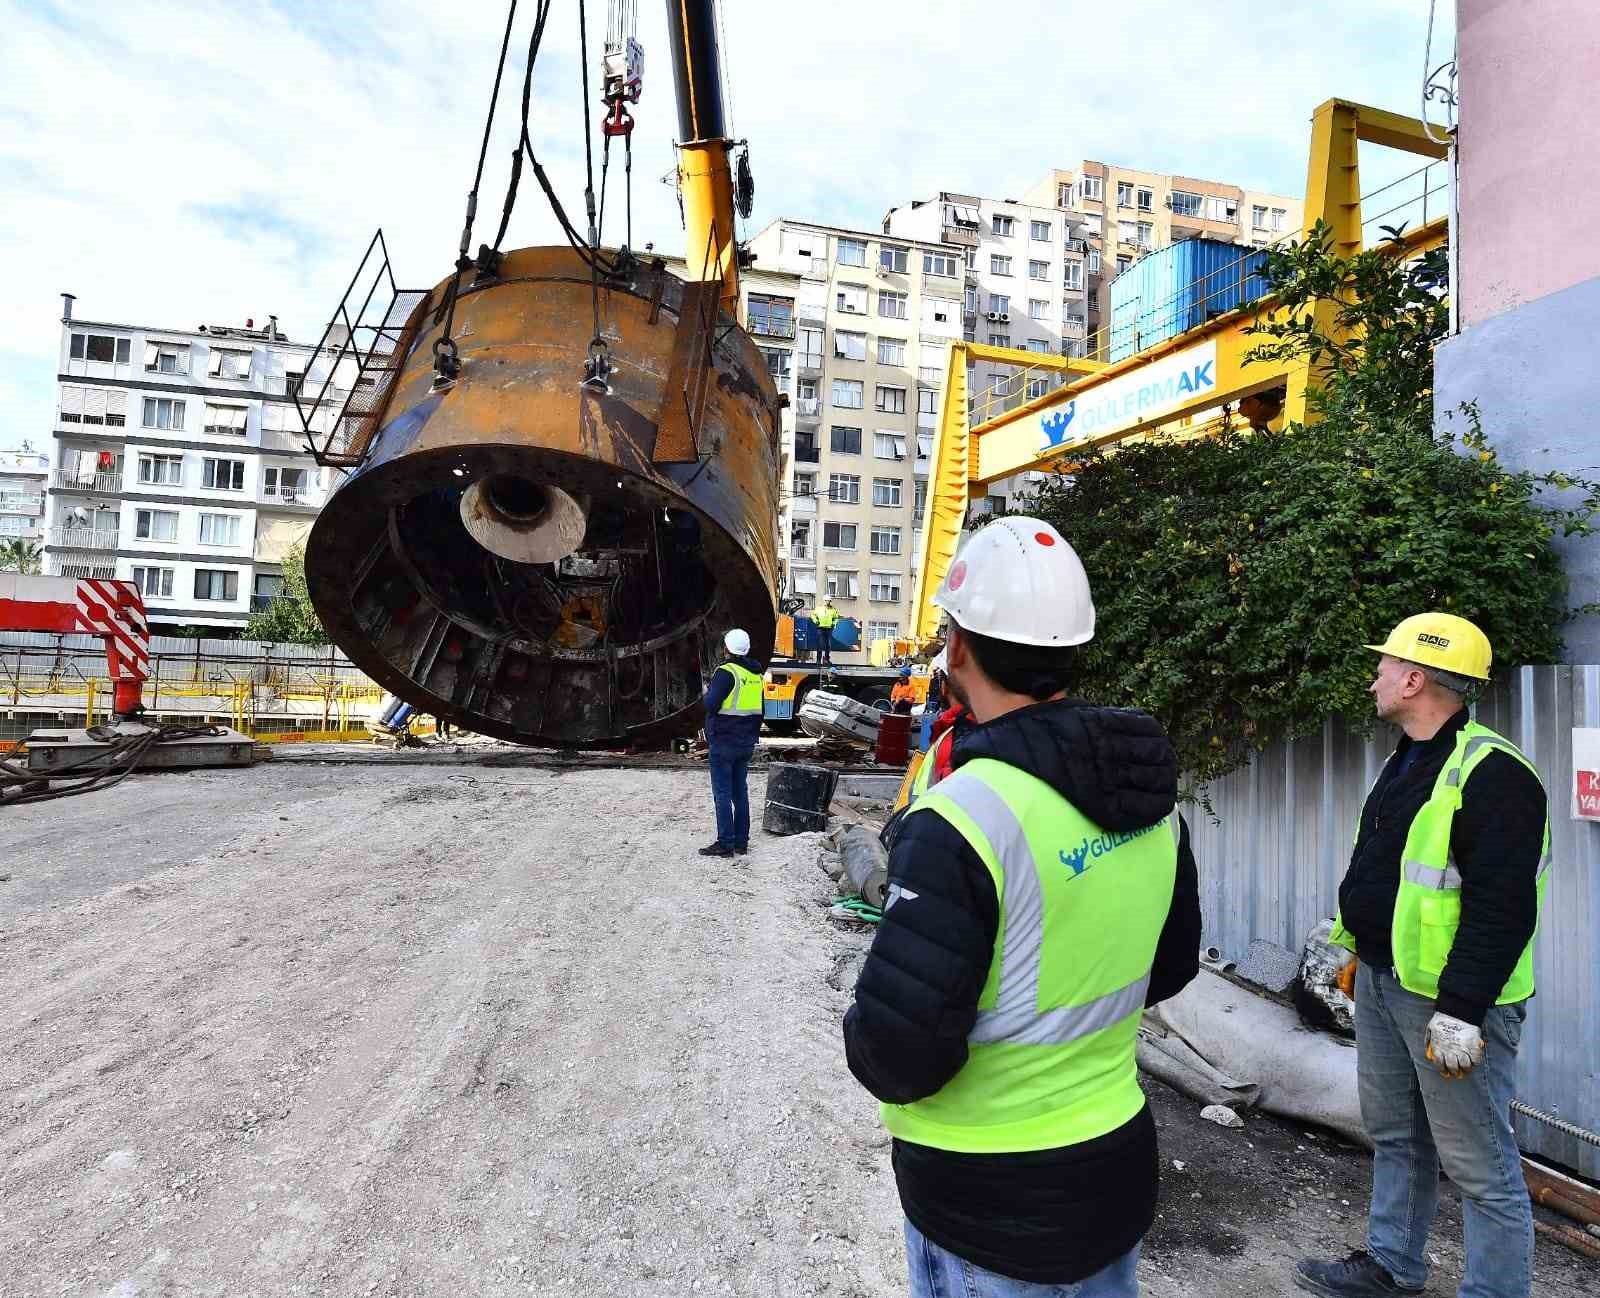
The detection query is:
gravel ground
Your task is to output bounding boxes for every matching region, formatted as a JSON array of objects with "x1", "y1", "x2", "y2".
[{"x1": 1, "y1": 760, "x2": 1593, "y2": 1297}]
